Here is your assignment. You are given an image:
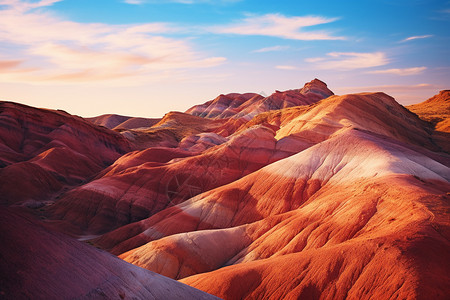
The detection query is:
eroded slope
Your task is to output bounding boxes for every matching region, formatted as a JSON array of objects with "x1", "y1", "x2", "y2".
[{"x1": 0, "y1": 208, "x2": 218, "y2": 300}]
